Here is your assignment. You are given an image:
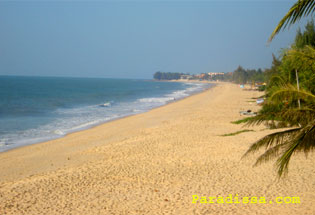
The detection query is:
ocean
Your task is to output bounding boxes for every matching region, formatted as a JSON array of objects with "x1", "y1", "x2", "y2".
[{"x1": 0, "y1": 76, "x2": 212, "y2": 152}]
